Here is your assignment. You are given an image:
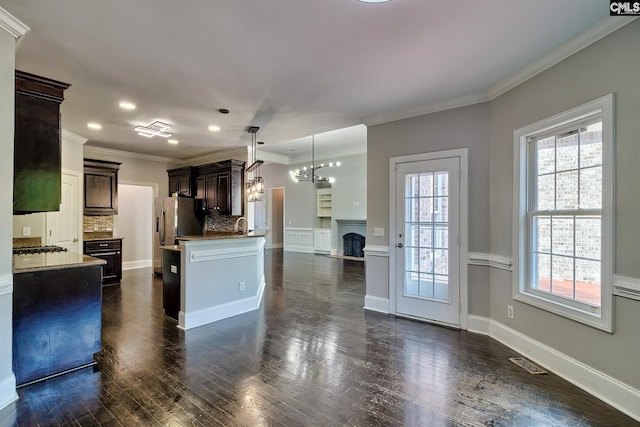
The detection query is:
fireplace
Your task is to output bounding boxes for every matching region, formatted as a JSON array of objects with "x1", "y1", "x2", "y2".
[
  {"x1": 335, "y1": 219, "x2": 367, "y2": 257},
  {"x1": 343, "y1": 233, "x2": 365, "y2": 257}
]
